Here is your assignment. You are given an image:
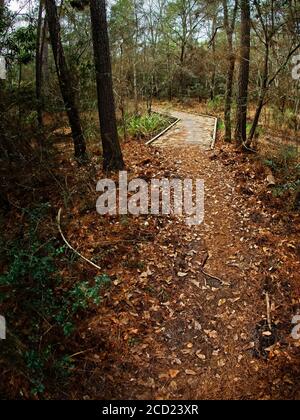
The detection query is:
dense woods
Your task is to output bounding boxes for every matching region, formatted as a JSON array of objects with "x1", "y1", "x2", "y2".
[{"x1": 0, "y1": 0, "x2": 299, "y2": 401}]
